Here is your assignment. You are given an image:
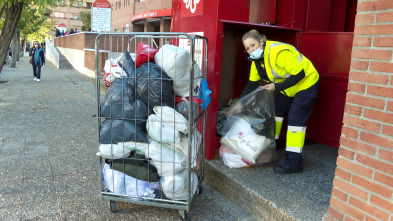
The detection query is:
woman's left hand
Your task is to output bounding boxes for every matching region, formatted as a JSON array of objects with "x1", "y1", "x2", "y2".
[{"x1": 261, "y1": 83, "x2": 275, "y2": 91}]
